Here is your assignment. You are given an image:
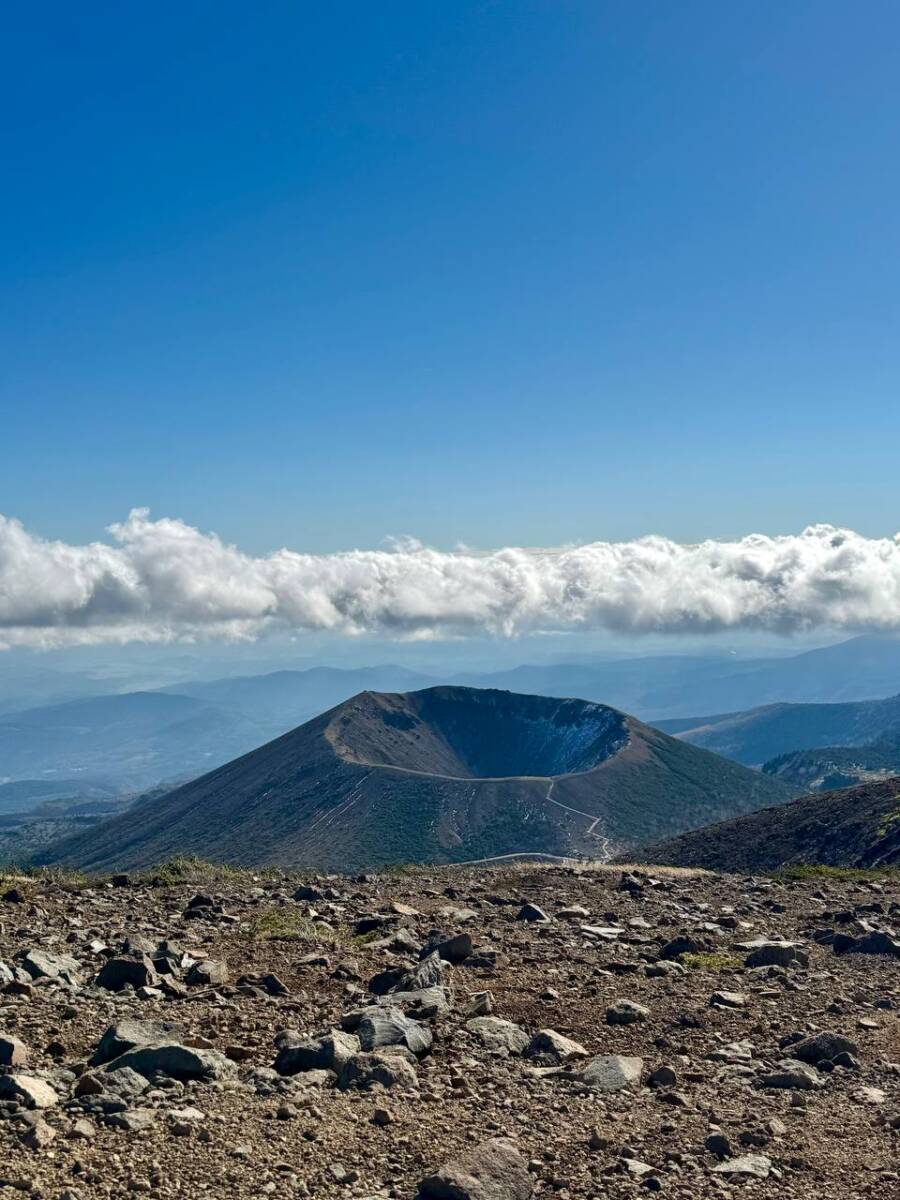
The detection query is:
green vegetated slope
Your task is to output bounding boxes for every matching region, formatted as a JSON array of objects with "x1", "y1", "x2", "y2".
[
  {"x1": 637, "y1": 776, "x2": 900, "y2": 872},
  {"x1": 763, "y1": 730, "x2": 900, "y2": 791}
]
